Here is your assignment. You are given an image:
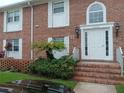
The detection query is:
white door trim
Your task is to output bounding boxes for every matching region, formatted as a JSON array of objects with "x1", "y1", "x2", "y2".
[{"x1": 80, "y1": 22, "x2": 114, "y2": 61}]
